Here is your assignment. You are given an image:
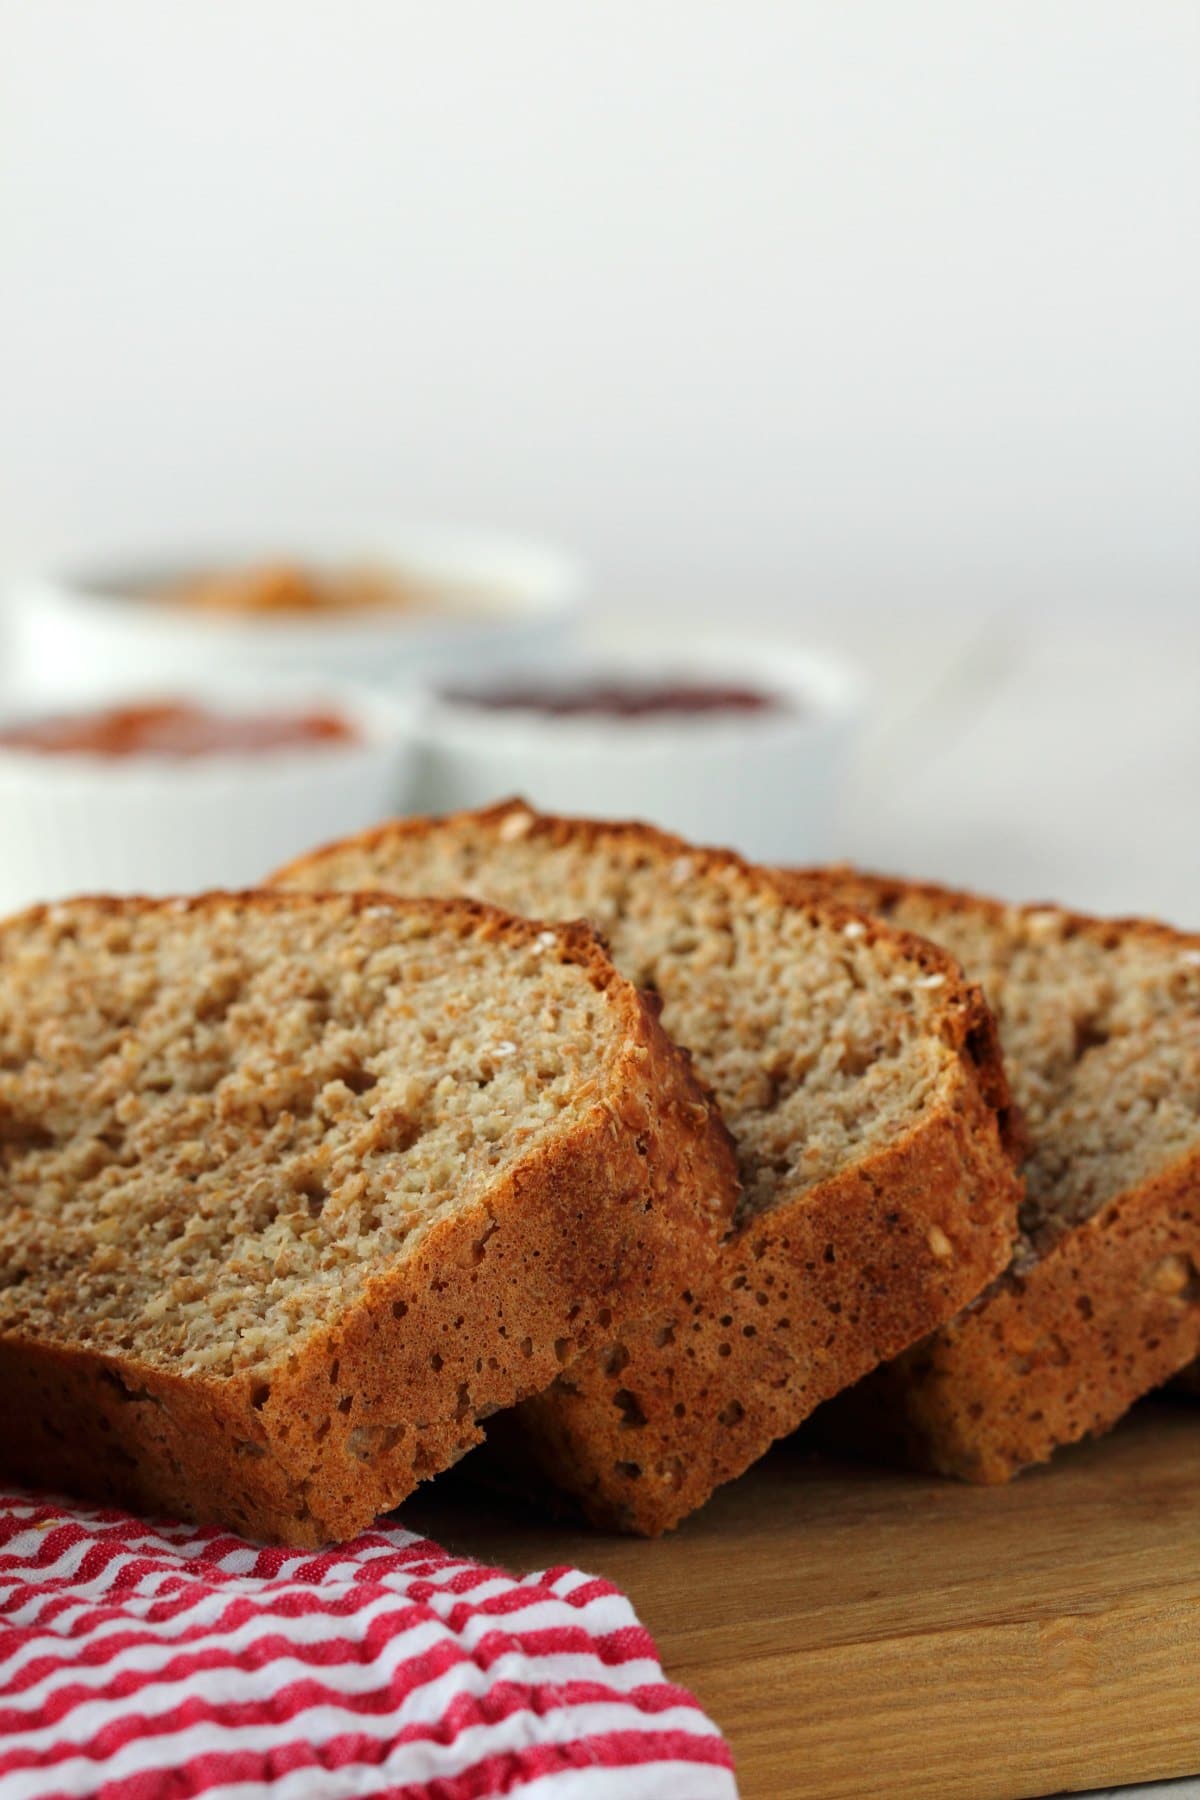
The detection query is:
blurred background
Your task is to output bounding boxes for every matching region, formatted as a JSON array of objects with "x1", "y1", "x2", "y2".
[{"x1": 1, "y1": 2, "x2": 1197, "y2": 914}]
